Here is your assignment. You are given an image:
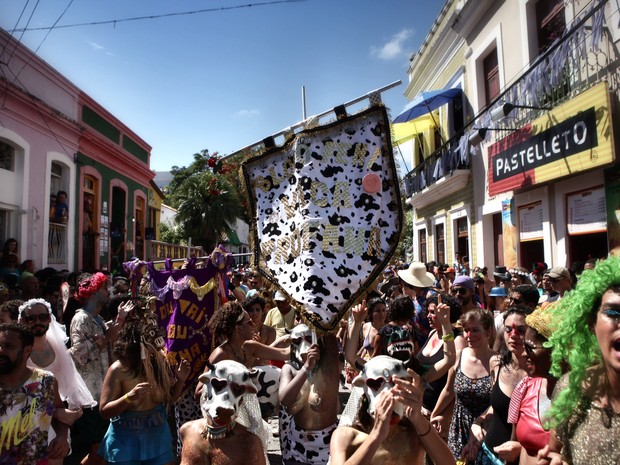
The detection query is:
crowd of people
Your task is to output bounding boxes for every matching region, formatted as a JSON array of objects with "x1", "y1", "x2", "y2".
[{"x1": 1, "y1": 240, "x2": 619, "y2": 465}]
